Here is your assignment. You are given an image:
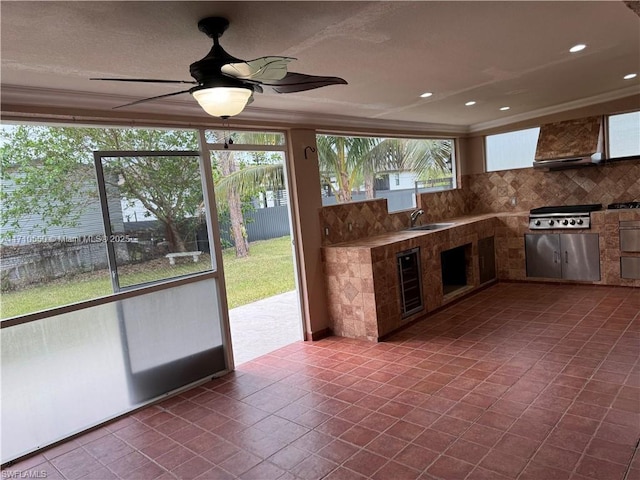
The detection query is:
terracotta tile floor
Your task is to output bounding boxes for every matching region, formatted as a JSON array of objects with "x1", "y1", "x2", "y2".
[{"x1": 4, "y1": 283, "x2": 640, "y2": 480}]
